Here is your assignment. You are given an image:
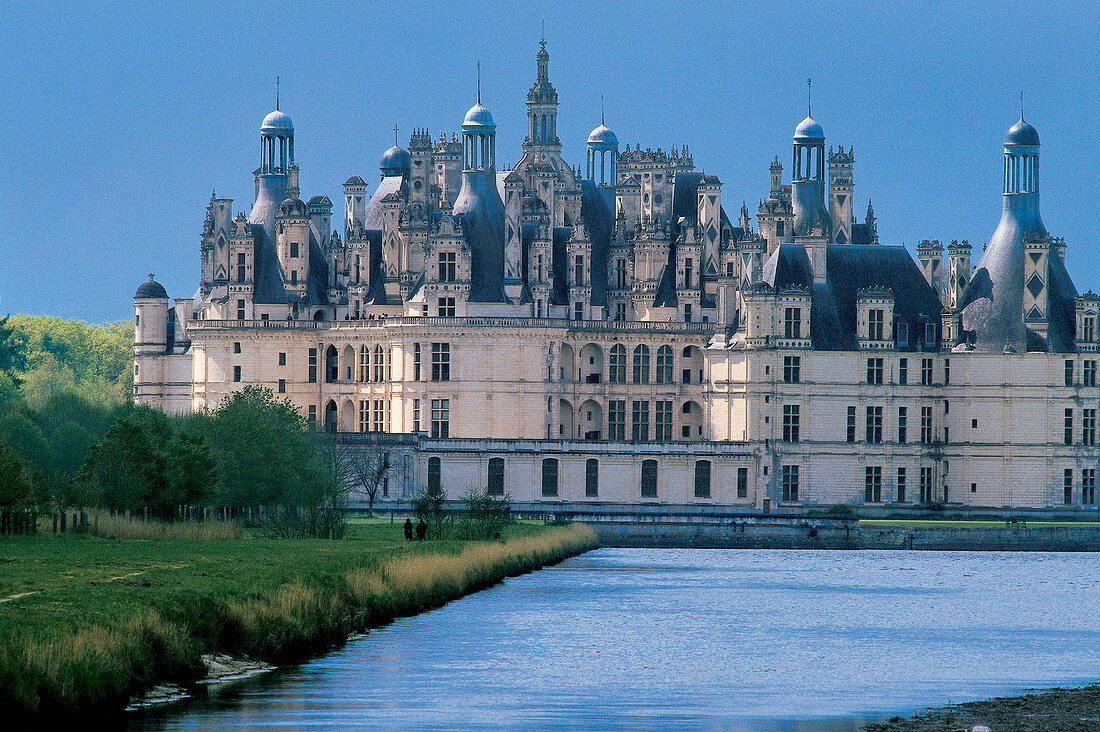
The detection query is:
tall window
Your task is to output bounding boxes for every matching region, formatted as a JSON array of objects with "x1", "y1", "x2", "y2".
[
  {"x1": 233, "y1": 365, "x2": 241, "y2": 382},
  {"x1": 632, "y1": 345, "x2": 651, "y2": 383},
  {"x1": 868, "y1": 309, "x2": 884, "y2": 340},
  {"x1": 895, "y1": 320, "x2": 908, "y2": 346},
  {"x1": 640, "y1": 459, "x2": 658, "y2": 498},
  {"x1": 1065, "y1": 408, "x2": 1074, "y2": 445},
  {"x1": 413, "y1": 398, "x2": 421, "y2": 433},
  {"x1": 413, "y1": 343, "x2": 421, "y2": 380},
  {"x1": 866, "y1": 357, "x2": 884, "y2": 385},
  {"x1": 608, "y1": 400, "x2": 626, "y2": 441},
  {"x1": 574, "y1": 254, "x2": 585, "y2": 286},
  {"x1": 898, "y1": 406, "x2": 908, "y2": 443},
  {"x1": 866, "y1": 406, "x2": 883, "y2": 443},
  {"x1": 920, "y1": 466, "x2": 934, "y2": 503},
  {"x1": 431, "y1": 398, "x2": 450, "y2": 438},
  {"x1": 920, "y1": 406, "x2": 933, "y2": 444},
  {"x1": 237, "y1": 253, "x2": 246, "y2": 283},
  {"x1": 615, "y1": 258, "x2": 627, "y2": 289},
  {"x1": 632, "y1": 400, "x2": 650, "y2": 441},
  {"x1": 781, "y1": 465, "x2": 799, "y2": 502},
  {"x1": 694, "y1": 460, "x2": 712, "y2": 498},
  {"x1": 308, "y1": 347, "x2": 317, "y2": 383},
  {"x1": 921, "y1": 358, "x2": 933, "y2": 385},
  {"x1": 897, "y1": 467, "x2": 907, "y2": 503},
  {"x1": 1084, "y1": 469, "x2": 1096, "y2": 506},
  {"x1": 656, "y1": 345, "x2": 674, "y2": 384},
  {"x1": 574, "y1": 302, "x2": 584, "y2": 321},
  {"x1": 1086, "y1": 316, "x2": 1097, "y2": 342},
  {"x1": 944, "y1": 358, "x2": 950, "y2": 385},
  {"x1": 1084, "y1": 408, "x2": 1096, "y2": 446},
  {"x1": 237, "y1": 299, "x2": 245, "y2": 320},
  {"x1": 1064, "y1": 468, "x2": 1074, "y2": 505},
  {"x1": 737, "y1": 467, "x2": 748, "y2": 498},
  {"x1": 487, "y1": 457, "x2": 505, "y2": 496},
  {"x1": 438, "y1": 297, "x2": 456, "y2": 316},
  {"x1": 609, "y1": 344, "x2": 627, "y2": 383},
  {"x1": 290, "y1": 242, "x2": 299, "y2": 258},
  {"x1": 431, "y1": 343, "x2": 451, "y2": 381},
  {"x1": 784, "y1": 307, "x2": 801, "y2": 338},
  {"x1": 372, "y1": 399, "x2": 385, "y2": 433},
  {"x1": 783, "y1": 355, "x2": 801, "y2": 383},
  {"x1": 439, "y1": 252, "x2": 456, "y2": 282},
  {"x1": 1065, "y1": 359, "x2": 1075, "y2": 386},
  {"x1": 614, "y1": 302, "x2": 627, "y2": 322},
  {"x1": 655, "y1": 401, "x2": 672, "y2": 441},
  {"x1": 358, "y1": 400, "x2": 368, "y2": 432},
  {"x1": 782, "y1": 404, "x2": 800, "y2": 442},
  {"x1": 865, "y1": 466, "x2": 882, "y2": 502},
  {"x1": 684, "y1": 257, "x2": 694, "y2": 288},
  {"x1": 846, "y1": 406, "x2": 856, "y2": 443},
  {"x1": 541, "y1": 458, "x2": 559, "y2": 497},
  {"x1": 1084, "y1": 360, "x2": 1097, "y2": 387},
  {"x1": 898, "y1": 357, "x2": 908, "y2": 385},
  {"x1": 428, "y1": 457, "x2": 441, "y2": 491},
  {"x1": 585, "y1": 459, "x2": 599, "y2": 497}
]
